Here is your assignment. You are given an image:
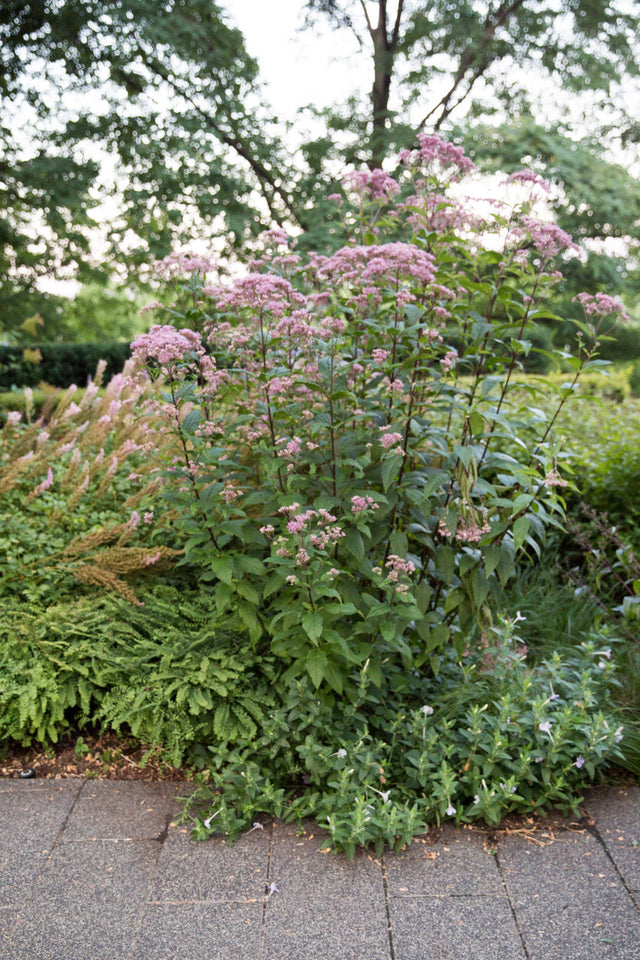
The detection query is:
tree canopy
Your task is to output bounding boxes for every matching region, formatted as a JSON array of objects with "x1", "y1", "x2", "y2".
[
  {"x1": 2, "y1": 0, "x2": 640, "y2": 339},
  {"x1": 0, "y1": 0, "x2": 288, "y2": 337},
  {"x1": 301, "y1": 0, "x2": 640, "y2": 167}
]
